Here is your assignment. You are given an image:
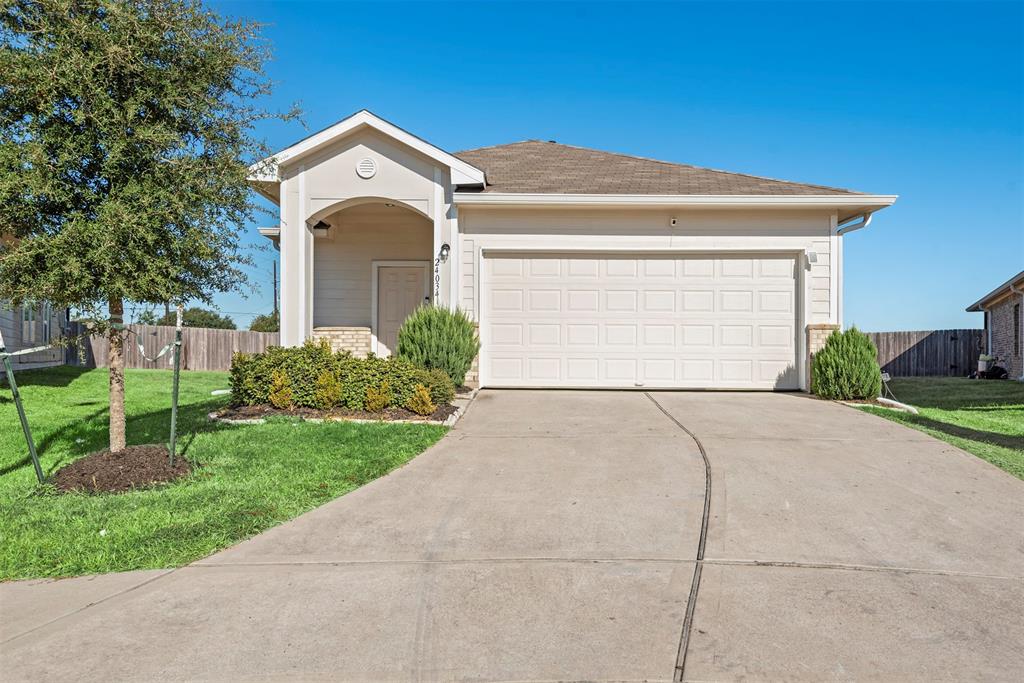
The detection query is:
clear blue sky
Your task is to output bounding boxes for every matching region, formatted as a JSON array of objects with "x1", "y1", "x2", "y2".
[{"x1": 203, "y1": 0, "x2": 1023, "y2": 332}]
